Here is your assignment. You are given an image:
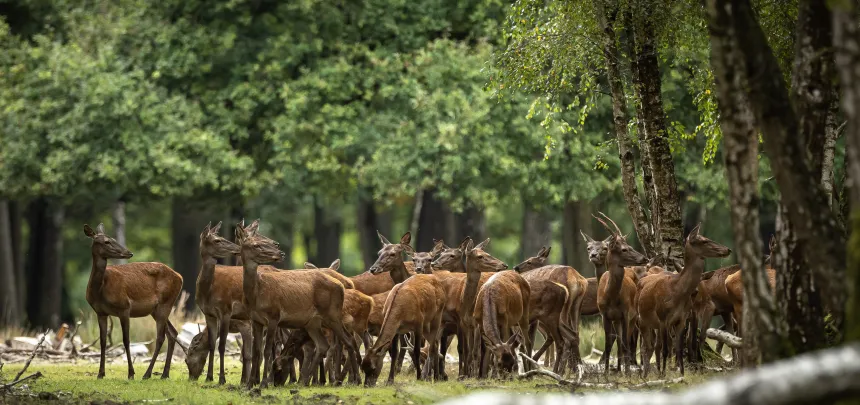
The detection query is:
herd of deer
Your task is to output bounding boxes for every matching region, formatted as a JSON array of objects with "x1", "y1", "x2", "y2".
[{"x1": 80, "y1": 211, "x2": 771, "y2": 388}]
